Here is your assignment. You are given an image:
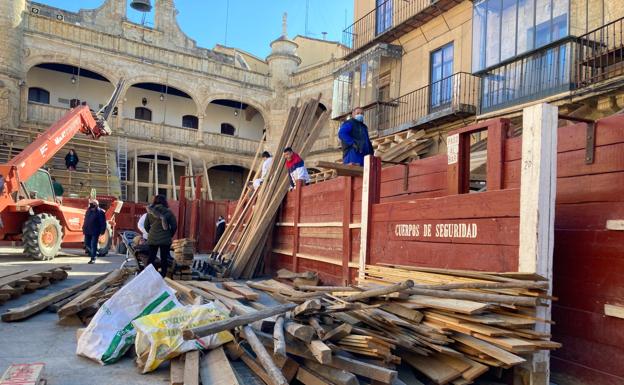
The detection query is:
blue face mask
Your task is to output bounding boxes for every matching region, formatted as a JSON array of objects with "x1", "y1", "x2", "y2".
[{"x1": 354, "y1": 114, "x2": 364, "y2": 122}]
